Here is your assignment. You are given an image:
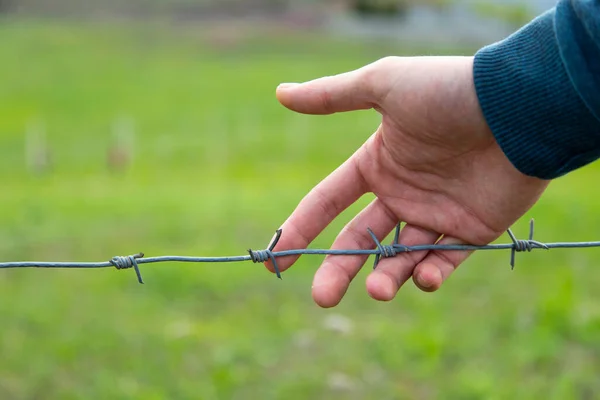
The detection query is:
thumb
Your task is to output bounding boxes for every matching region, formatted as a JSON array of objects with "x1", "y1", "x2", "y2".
[{"x1": 275, "y1": 64, "x2": 380, "y2": 115}]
